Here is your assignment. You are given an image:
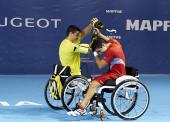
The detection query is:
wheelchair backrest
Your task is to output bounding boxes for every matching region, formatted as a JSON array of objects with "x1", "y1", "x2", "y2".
[
  {"x1": 53, "y1": 64, "x2": 71, "y2": 76},
  {"x1": 125, "y1": 66, "x2": 138, "y2": 77},
  {"x1": 53, "y1": 64, "x2": 71, "y2": 85}
]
